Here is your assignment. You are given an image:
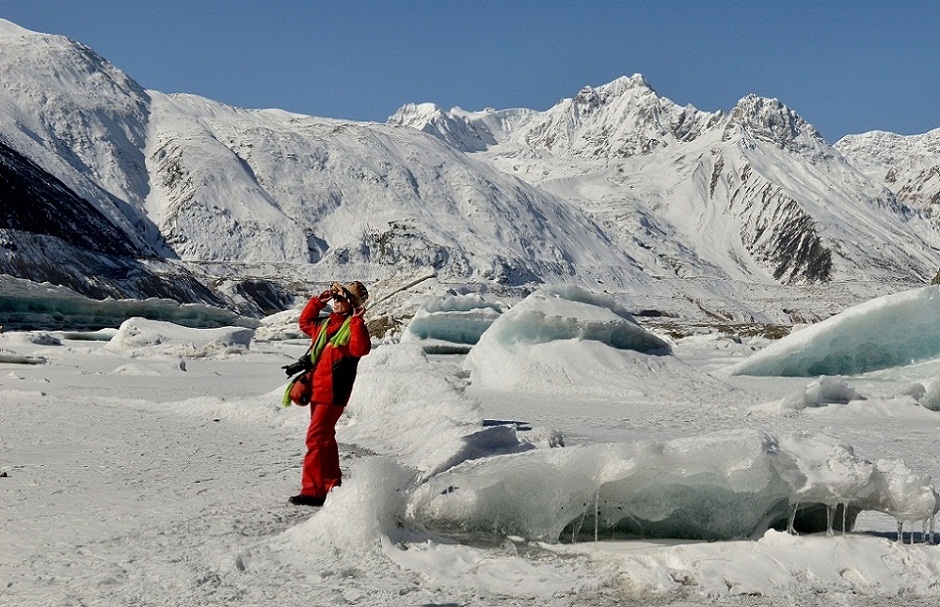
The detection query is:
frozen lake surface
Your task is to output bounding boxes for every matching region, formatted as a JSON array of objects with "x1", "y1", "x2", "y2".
[{"x1": 2, "y1": 286, "x2": 940, "y2": 606}]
